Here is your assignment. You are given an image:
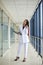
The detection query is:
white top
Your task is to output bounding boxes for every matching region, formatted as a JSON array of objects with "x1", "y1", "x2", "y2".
[
  {"x1": 19, "y1": 25, "x2": 29, "y2": 43},
  {"x1": 22, "y1": 27, "x2": 29, "y2": 43}
]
